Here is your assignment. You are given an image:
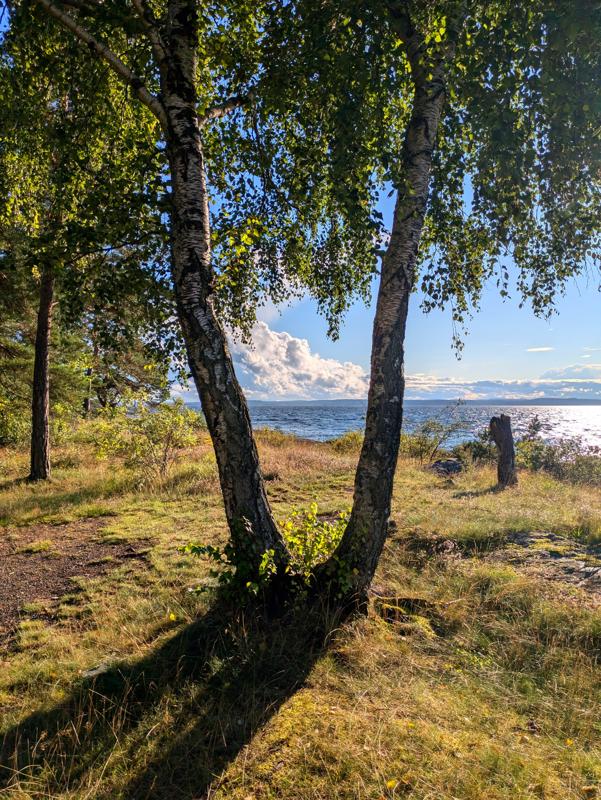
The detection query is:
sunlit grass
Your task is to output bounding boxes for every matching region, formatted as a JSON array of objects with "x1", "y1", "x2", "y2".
[{"x1": 0, "y1": 431, "x2": 599, "y2": 799}]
